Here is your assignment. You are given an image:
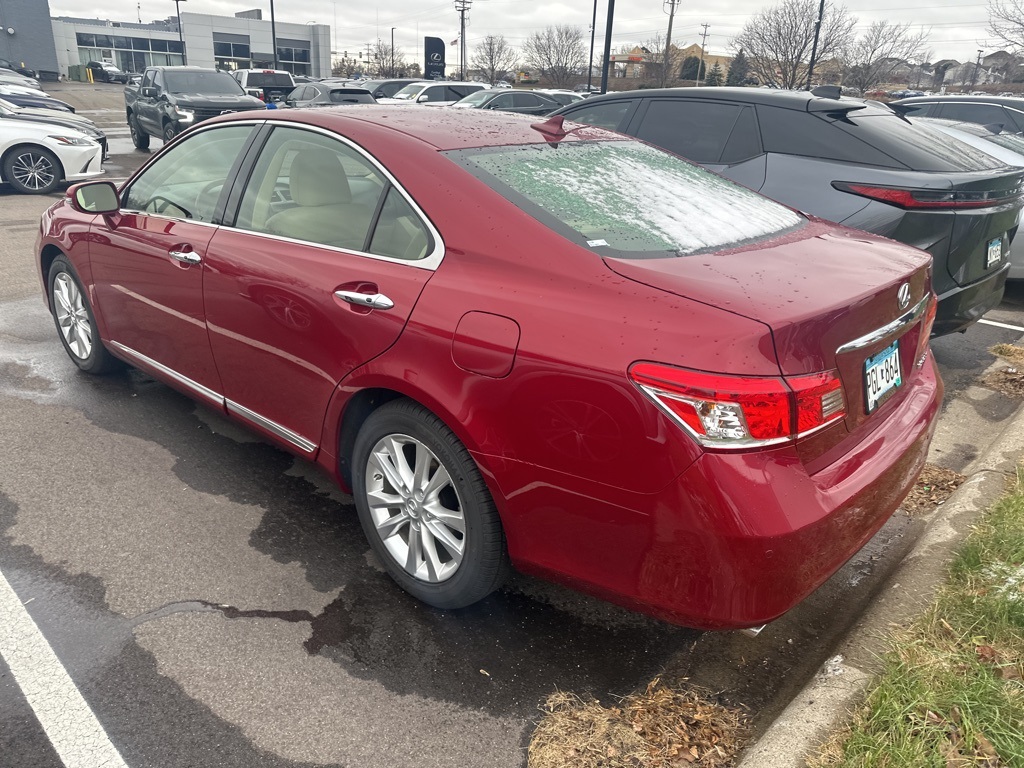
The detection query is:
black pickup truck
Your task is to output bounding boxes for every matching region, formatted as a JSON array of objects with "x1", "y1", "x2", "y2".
[{"x1": 125, "y1": 66, "x2": 265, "y2": 147}]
